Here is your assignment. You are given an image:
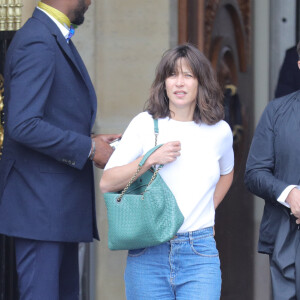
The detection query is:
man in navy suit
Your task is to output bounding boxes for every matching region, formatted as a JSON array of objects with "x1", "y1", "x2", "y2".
[
  {"x1": 0, "y1": 0, "x2": 120, "y2": 299},
  {"x1": 245, "y1": 41, "x2": 300, "y2": 299}
]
